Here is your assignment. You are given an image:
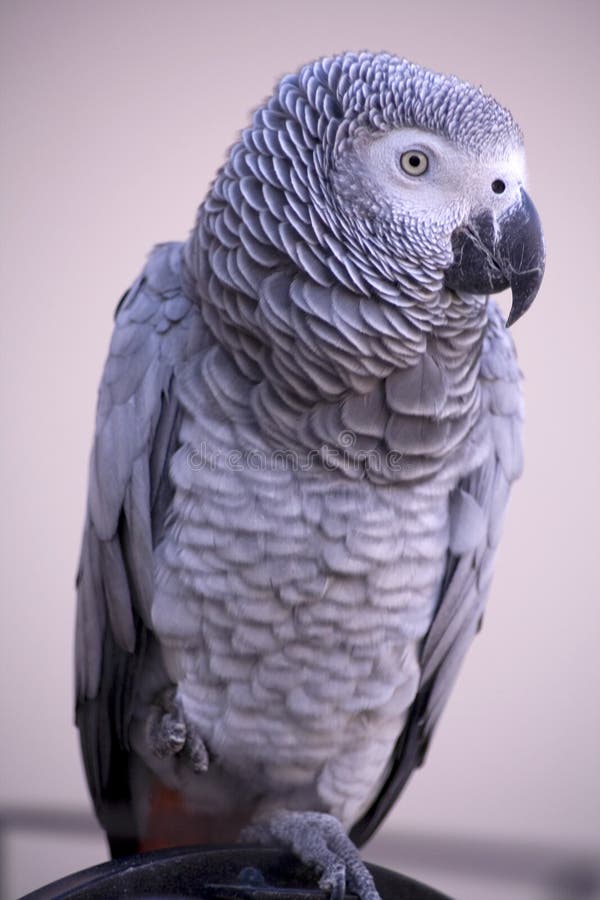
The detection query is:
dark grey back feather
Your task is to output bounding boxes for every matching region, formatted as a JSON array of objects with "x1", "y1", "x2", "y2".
[{"x1": 75, "y1": 242, "x2": 202, "y2": 851}]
